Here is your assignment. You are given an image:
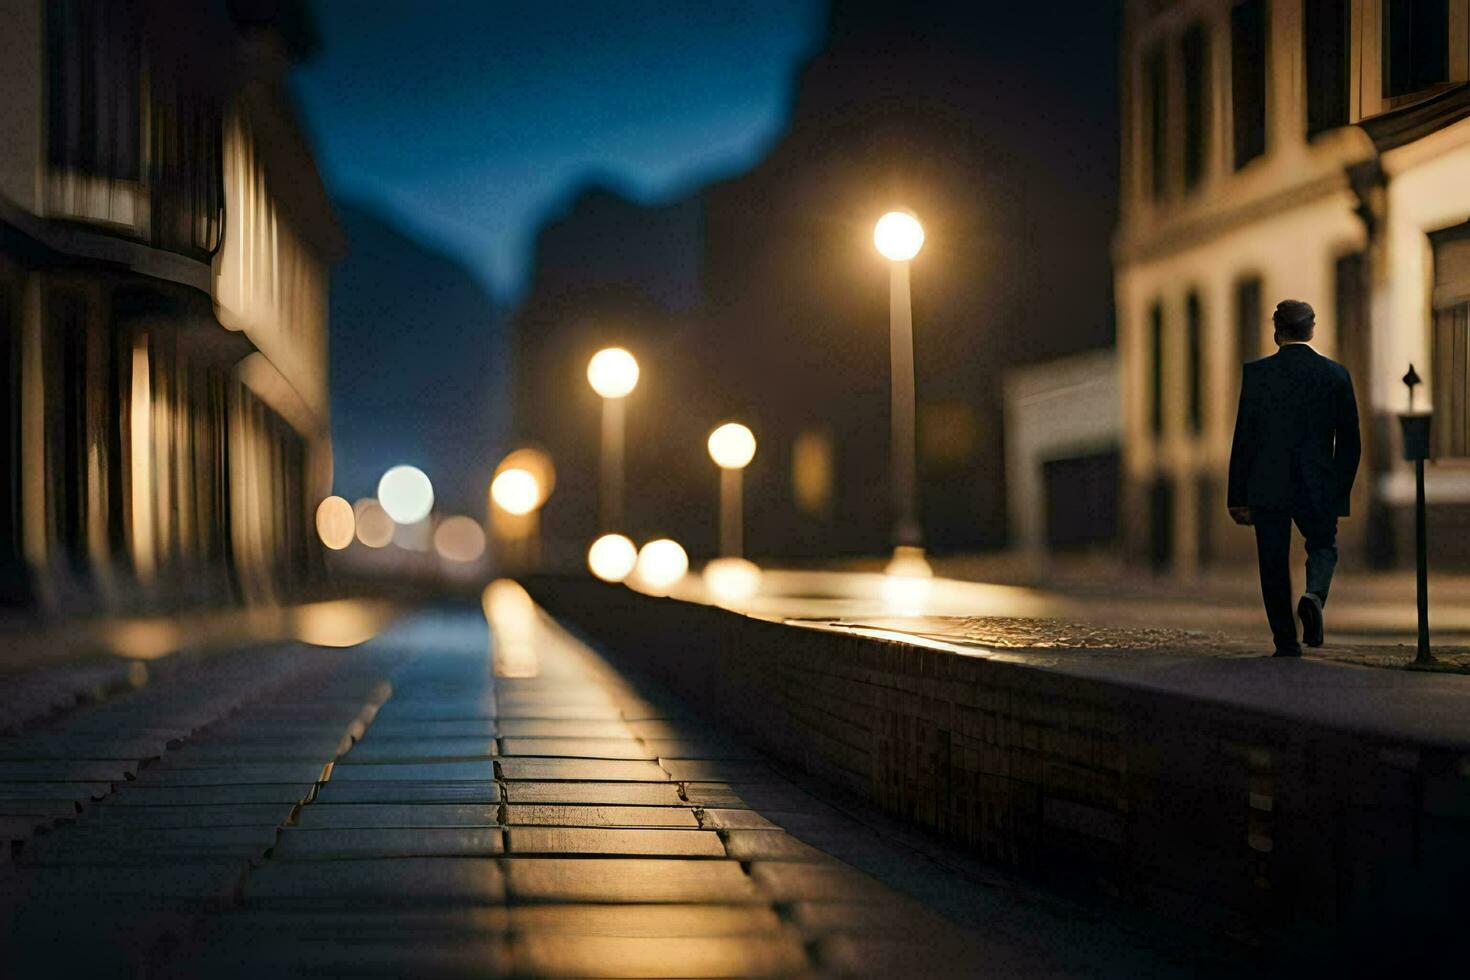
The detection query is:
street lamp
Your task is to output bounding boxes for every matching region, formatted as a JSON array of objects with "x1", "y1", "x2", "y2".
[
  {"x1": 873, "y1": 210, "x2": 930, "y2": 578},
  {"x1": 490, "y1": 448, "x2": 554, "y2": 573},
  {"x1": 587, "y1": 347, "x2": 639, "y2": 531},
  {"x1": 706, "y1": 422, "x2": 756, "y2": 557},
  {"x1": 705, "y1": 421, "x2": 761, "y2": 605}
]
